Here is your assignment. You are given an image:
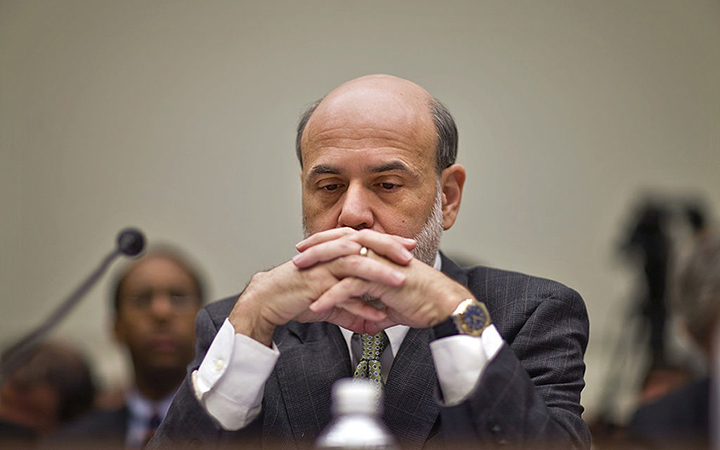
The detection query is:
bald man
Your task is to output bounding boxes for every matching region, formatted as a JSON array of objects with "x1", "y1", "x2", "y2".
[{"x1": 150, "y1": 75, "x2": 590, "y2": 449}]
